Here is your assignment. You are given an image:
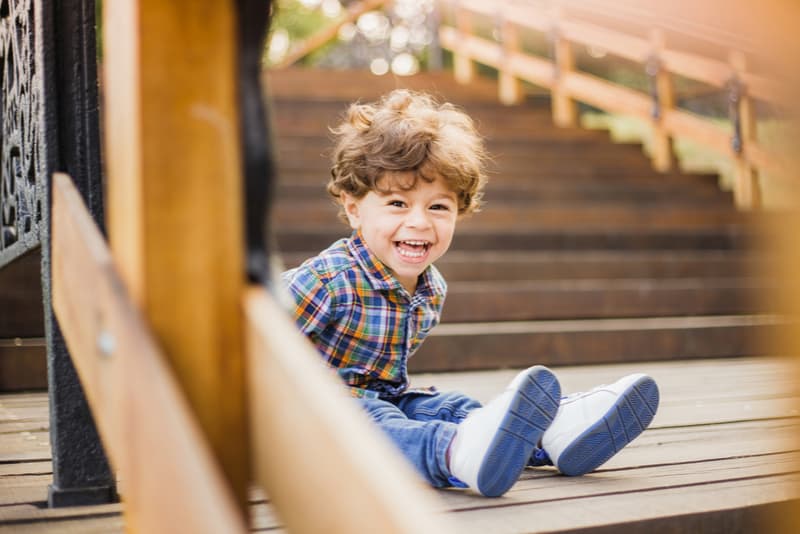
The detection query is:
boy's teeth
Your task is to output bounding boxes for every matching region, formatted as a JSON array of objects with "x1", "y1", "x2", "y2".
[
  {"x1": 398, "y1": 247, "x2": 424, "y2": 258},
  {"x1": 396, "y1": 241, "x2": 428, "y2": 258}
]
